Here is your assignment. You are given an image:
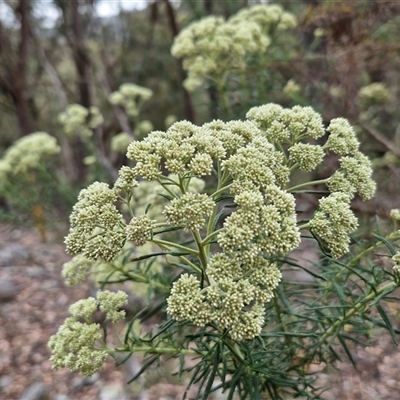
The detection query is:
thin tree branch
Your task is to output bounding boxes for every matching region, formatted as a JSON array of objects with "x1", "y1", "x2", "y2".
[{"x1": 359, "y1": 121, "x2": 400, "y2": 158}]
